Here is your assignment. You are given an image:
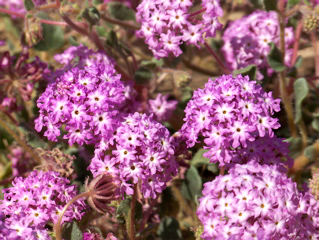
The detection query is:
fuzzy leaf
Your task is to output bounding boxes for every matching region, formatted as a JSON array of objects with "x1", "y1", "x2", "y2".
[
  {"x1": 134, "y1": 66, "x2": 153, "y2": 85},
  {"x1": 180, "y1": 166, "x2": 202, "y2": 201},
  {"x1": 141, "y1": 58, "x2": 164, "y2": 70},
  {"x1": 304, "y1": 145, "x2": 316, "y2": 162},
  {"x1": 288, "y1": 0, "x2": 301, "y2": 7},
  {"x1": 267, "y1": 42, "x2": 285, "y2": 72},
  {"x1": 312, "y1": 113, "x2": 319, "y2": 131},
  {"x1": 233, "y1": 64, "x2": 257, "y2": 80},
  {"x1": 68, "y1": 36, "x2": 79, "y2": 46},
  {"x1": 61, "y1": 221, "x2": 82, "y2": 240},
  {"x1": 294, "y1": 56, "x2": 303, "y2": 68},
  {"x1": 108, "y1": 2, "x2": 136, "y2": 21},
  {"x1": 34, "y1": 13, "x2": 64, "y2": 51},
  {"x1": 116, "y1": 196, "x2": 142, "y2": 224},
  {"x1": 82, "y1": 7, "x2": 100, "y2": 25},
  {"x1": 264, "y1": 0, "x2": 277, "y2": 11},
  {"x1": 285, "y1": 137, "x2": 302, "y2": 159},
  {"x1": 294, "y1": 78, "x2": 308, "y2": 124},
  {"x1": 191, "y1": 149, "x2": 218, "y2": 173},
  {"x1": 24, "y1": 0, "x2": 34, "y2": 11},
  {"x1": 157, "y1": 217, "x2": 183, "y2": 240},
  {"x1": 106, "y1": 30, "x2": 119, "y2": 49}
]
